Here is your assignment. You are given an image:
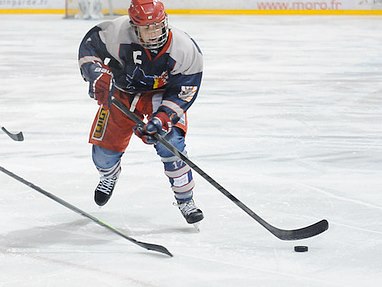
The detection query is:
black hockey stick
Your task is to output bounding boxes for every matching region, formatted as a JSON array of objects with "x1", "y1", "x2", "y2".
[
  {"x1": 0, "y1": 165, "x2": 172, "y2": 257},
  {"x1": 1, "y1": 127, "x2": 24, "y2": 141},
  {"x1": 111, "y1": 97, "x2": 329, "y2": 240}
]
